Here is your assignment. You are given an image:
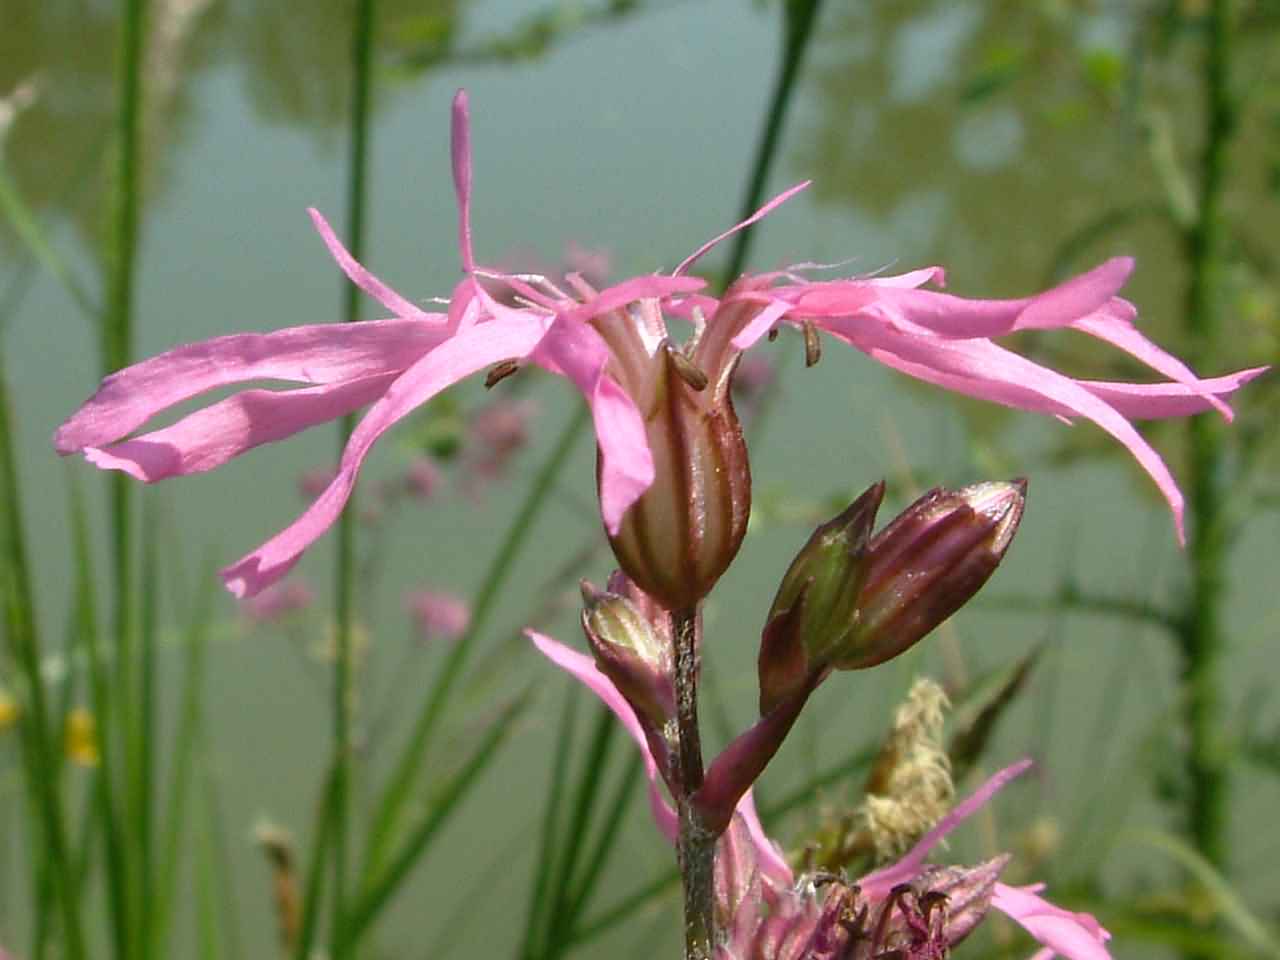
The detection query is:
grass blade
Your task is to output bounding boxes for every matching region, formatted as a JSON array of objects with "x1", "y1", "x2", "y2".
[
  {"x1": 0, "y1": 359, "x2": 85, "y2": 959},
  {"x1": 0, "y1": 164, "x2": 99, "y2": 318},
  {"x1": 541, "y1": 706, "x2": 617, "y2": 953},
  {"x1": 348, "y1": 690, "x2": 531, "y2": 943},
  {"x1": 294, "y1": 765, "x2": 339, "y2": 960},
  {"x1": 154, "y1": 564, "x2": 216, "y2": 955},
  {"x1": 561, "y1": 750, "x2": 643, "y2": 942},
  {"x1": 520, "y1": 685, "x2": 579, "y2": 959},
  {"x1": 1130, "y1": 829, "x2": 1280, "y2": 959},
  {"x1": 363, "y1": 404, "x2": 588, "y2": 877}
]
